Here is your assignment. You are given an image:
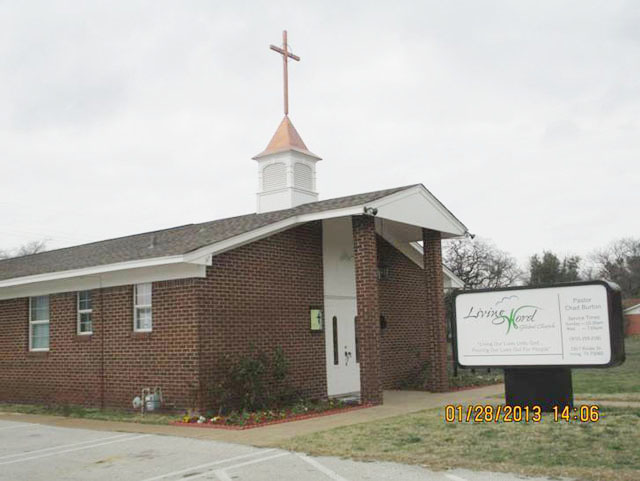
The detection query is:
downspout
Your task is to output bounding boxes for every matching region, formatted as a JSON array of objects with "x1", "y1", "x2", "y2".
[{"x1": 100, "y1": 275, "x2": 105, "y2": 410}]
